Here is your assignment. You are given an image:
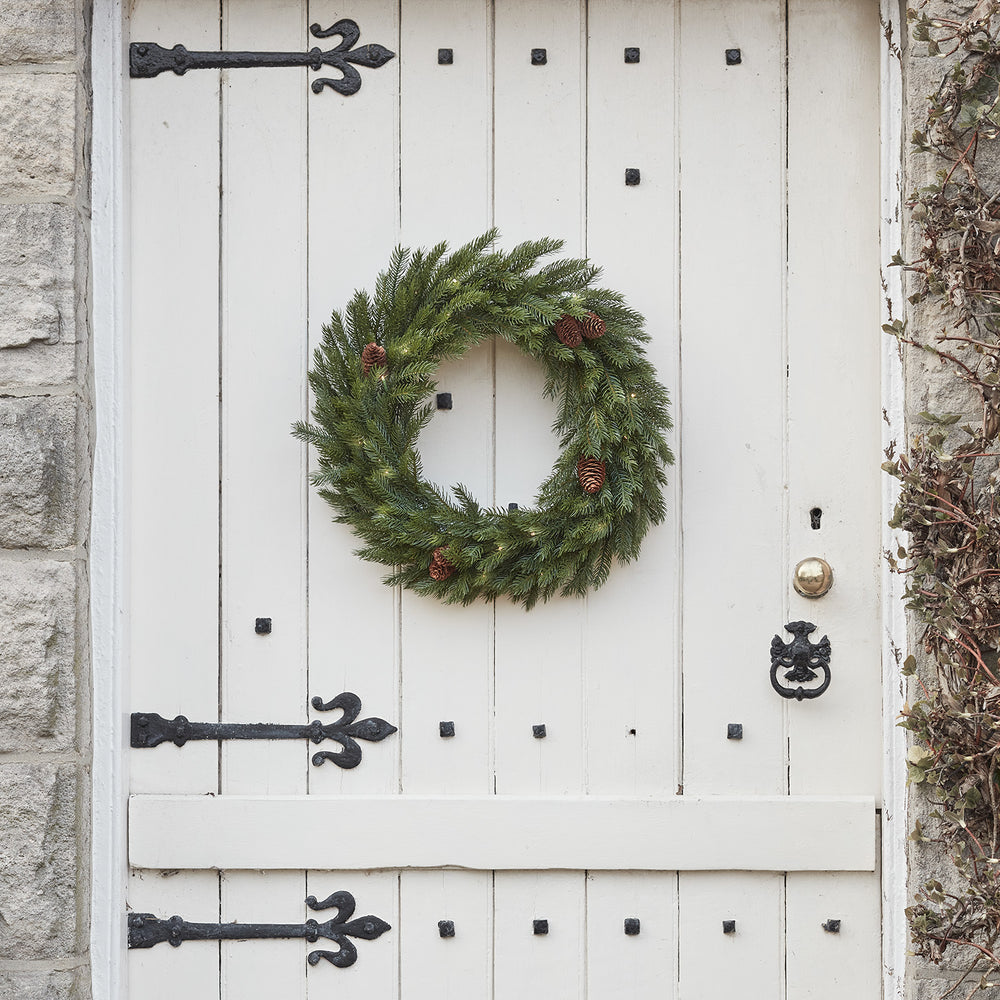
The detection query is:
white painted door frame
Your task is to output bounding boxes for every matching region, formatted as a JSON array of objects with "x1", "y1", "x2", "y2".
[{"x1": 88, "y1": 1, "x2": 907, "y2": 996}]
